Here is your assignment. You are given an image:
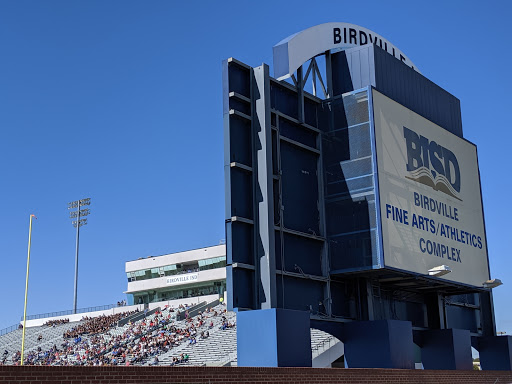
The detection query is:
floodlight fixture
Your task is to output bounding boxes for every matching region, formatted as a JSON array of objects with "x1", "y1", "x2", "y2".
[
  {"x1": 69, "y1": 208, "x2": 90, "y2": 219},
  {"x1": 428, "y1": 265, "x2": 452, "y2": 277},
  {"x1": 483, "y1": 278, "x2": 503, "y2": 289},
  {"x1": 72, "y1": 218, "x2": 88, "y2": 228},
  {"x1": 68, "y1": 197, "x2": 92, "y2": 314}
]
